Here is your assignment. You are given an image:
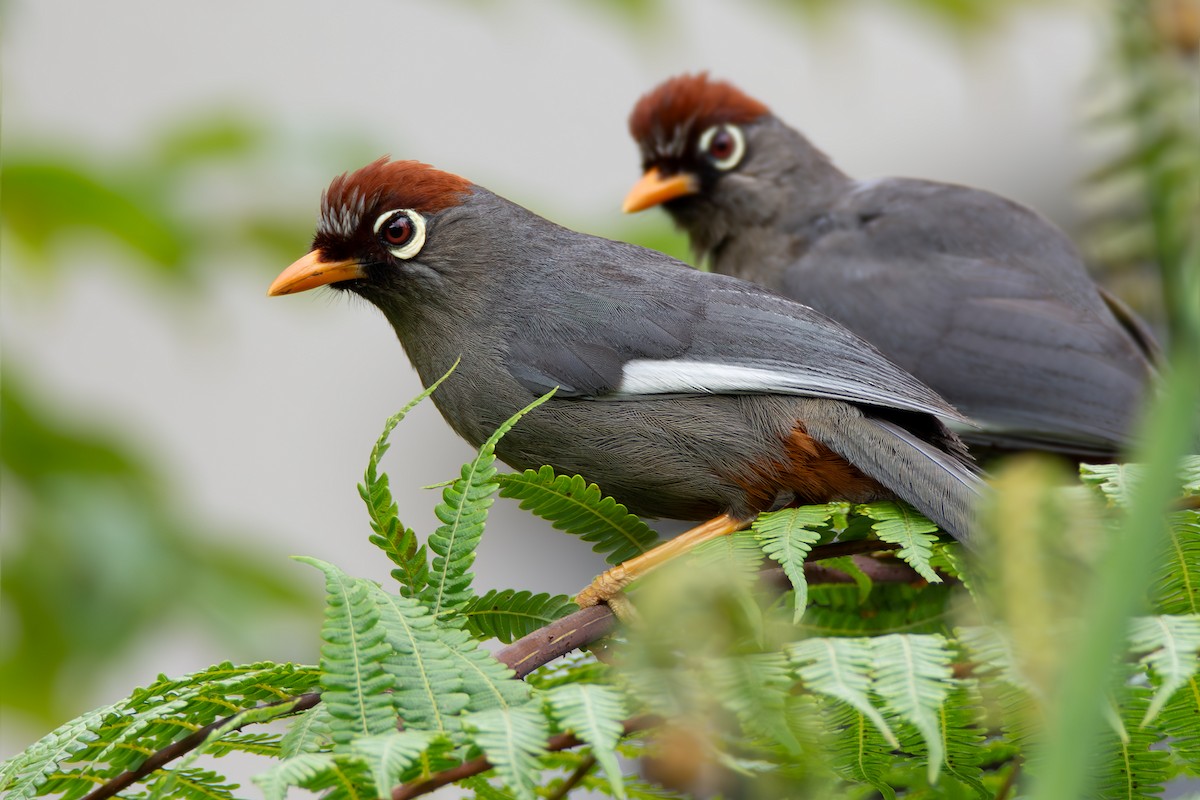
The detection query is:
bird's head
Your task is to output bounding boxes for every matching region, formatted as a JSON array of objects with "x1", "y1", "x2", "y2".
[
  {"x1": 268, "y1": 158, "x2": 474, "y2": 300},
  {"x1": 624, "y1": 73, "x2": 770, "y2": 215}
]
